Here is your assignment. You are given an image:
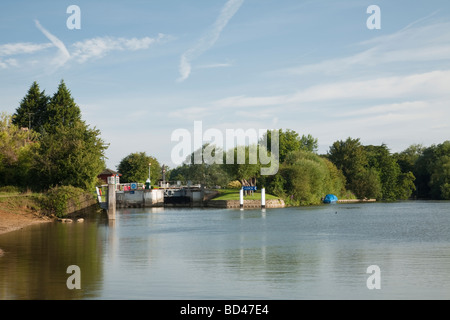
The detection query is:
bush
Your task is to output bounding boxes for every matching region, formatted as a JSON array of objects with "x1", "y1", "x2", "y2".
[
  {"x1": 39, "y1": 186, "x2": 87, "y2": 218},
  {"x1": 227, "y1": 180, "x2": 242, "y2": 189}
]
